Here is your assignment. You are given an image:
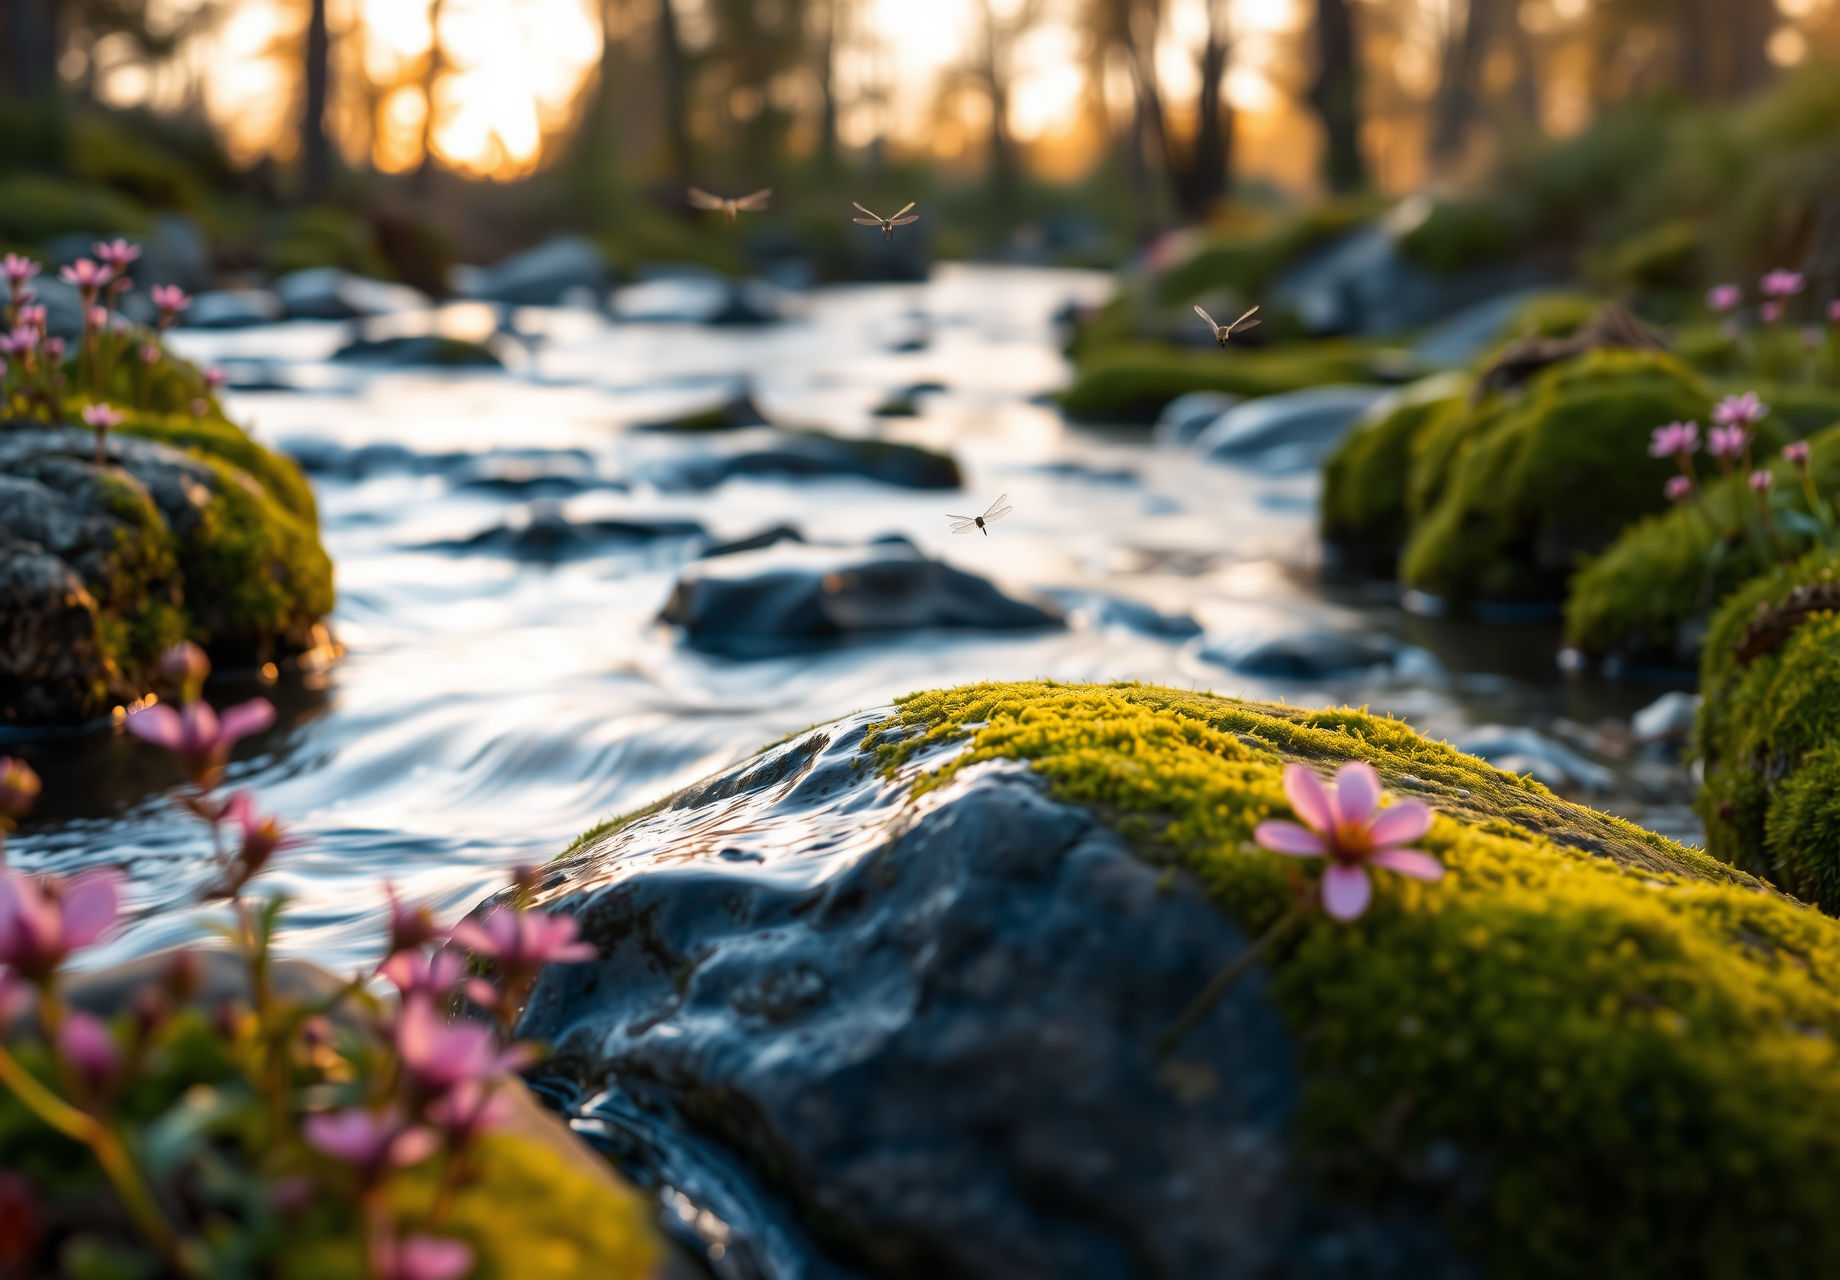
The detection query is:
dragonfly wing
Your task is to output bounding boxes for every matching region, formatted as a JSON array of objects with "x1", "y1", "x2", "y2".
[
  {"x1": 736, "y1": 188, "x2": 773, "y2": 210},
  {"x1": 981, "y1": 494, "x2": 1010, "y2": 519},
  {"x1": 892, "y1": 202, "x2": 915, "y2": 218},
  {"x1": 852, "y1": 201, "x2": 881, "y2": 220},
  {"x1": 983, "y1": 505, "x2": 1013, "y2": 523},
  {"x1": 687, "y1": 187, "x2": 723, "y2": 209},
  {"x1": 852, "y1": 218, "x2": 882, "y2": 226},
  {"x1": 950, "y1": 519, "x2": 979, "y2": 534},
  {"x1": 1230, "y1": 317, "x2": 1261, "y2": 334},
  {"x1": 1193, "y1": 304, "x2": 1218, "y2": 331},
  {"x1": 891, "y1": 216, "x2": 919, "y2": 226},
  {"x1": 1232, "y1": 305, "x2": 1260, "y2": 327}
]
